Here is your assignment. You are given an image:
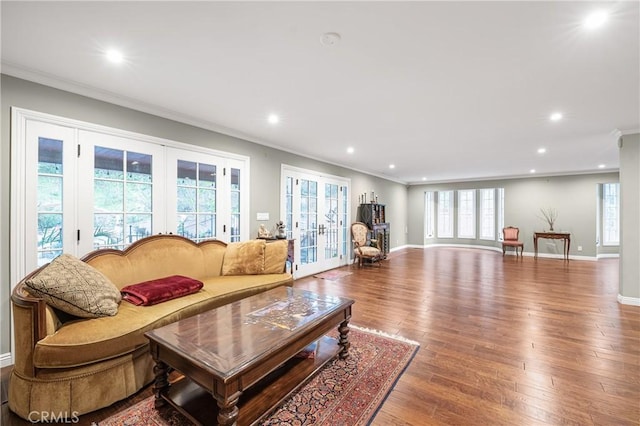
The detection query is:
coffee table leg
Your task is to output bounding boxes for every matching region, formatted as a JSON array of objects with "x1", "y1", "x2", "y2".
[
  {"x1": 216, "y1": 393, "x2": 240, "y2": 426},
  {"x1": 338, "y1": 319, "x2": 350, "y2": 359},
  {"x1": 152, "y1": 360, "x2": 170, "y2": 408}
]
